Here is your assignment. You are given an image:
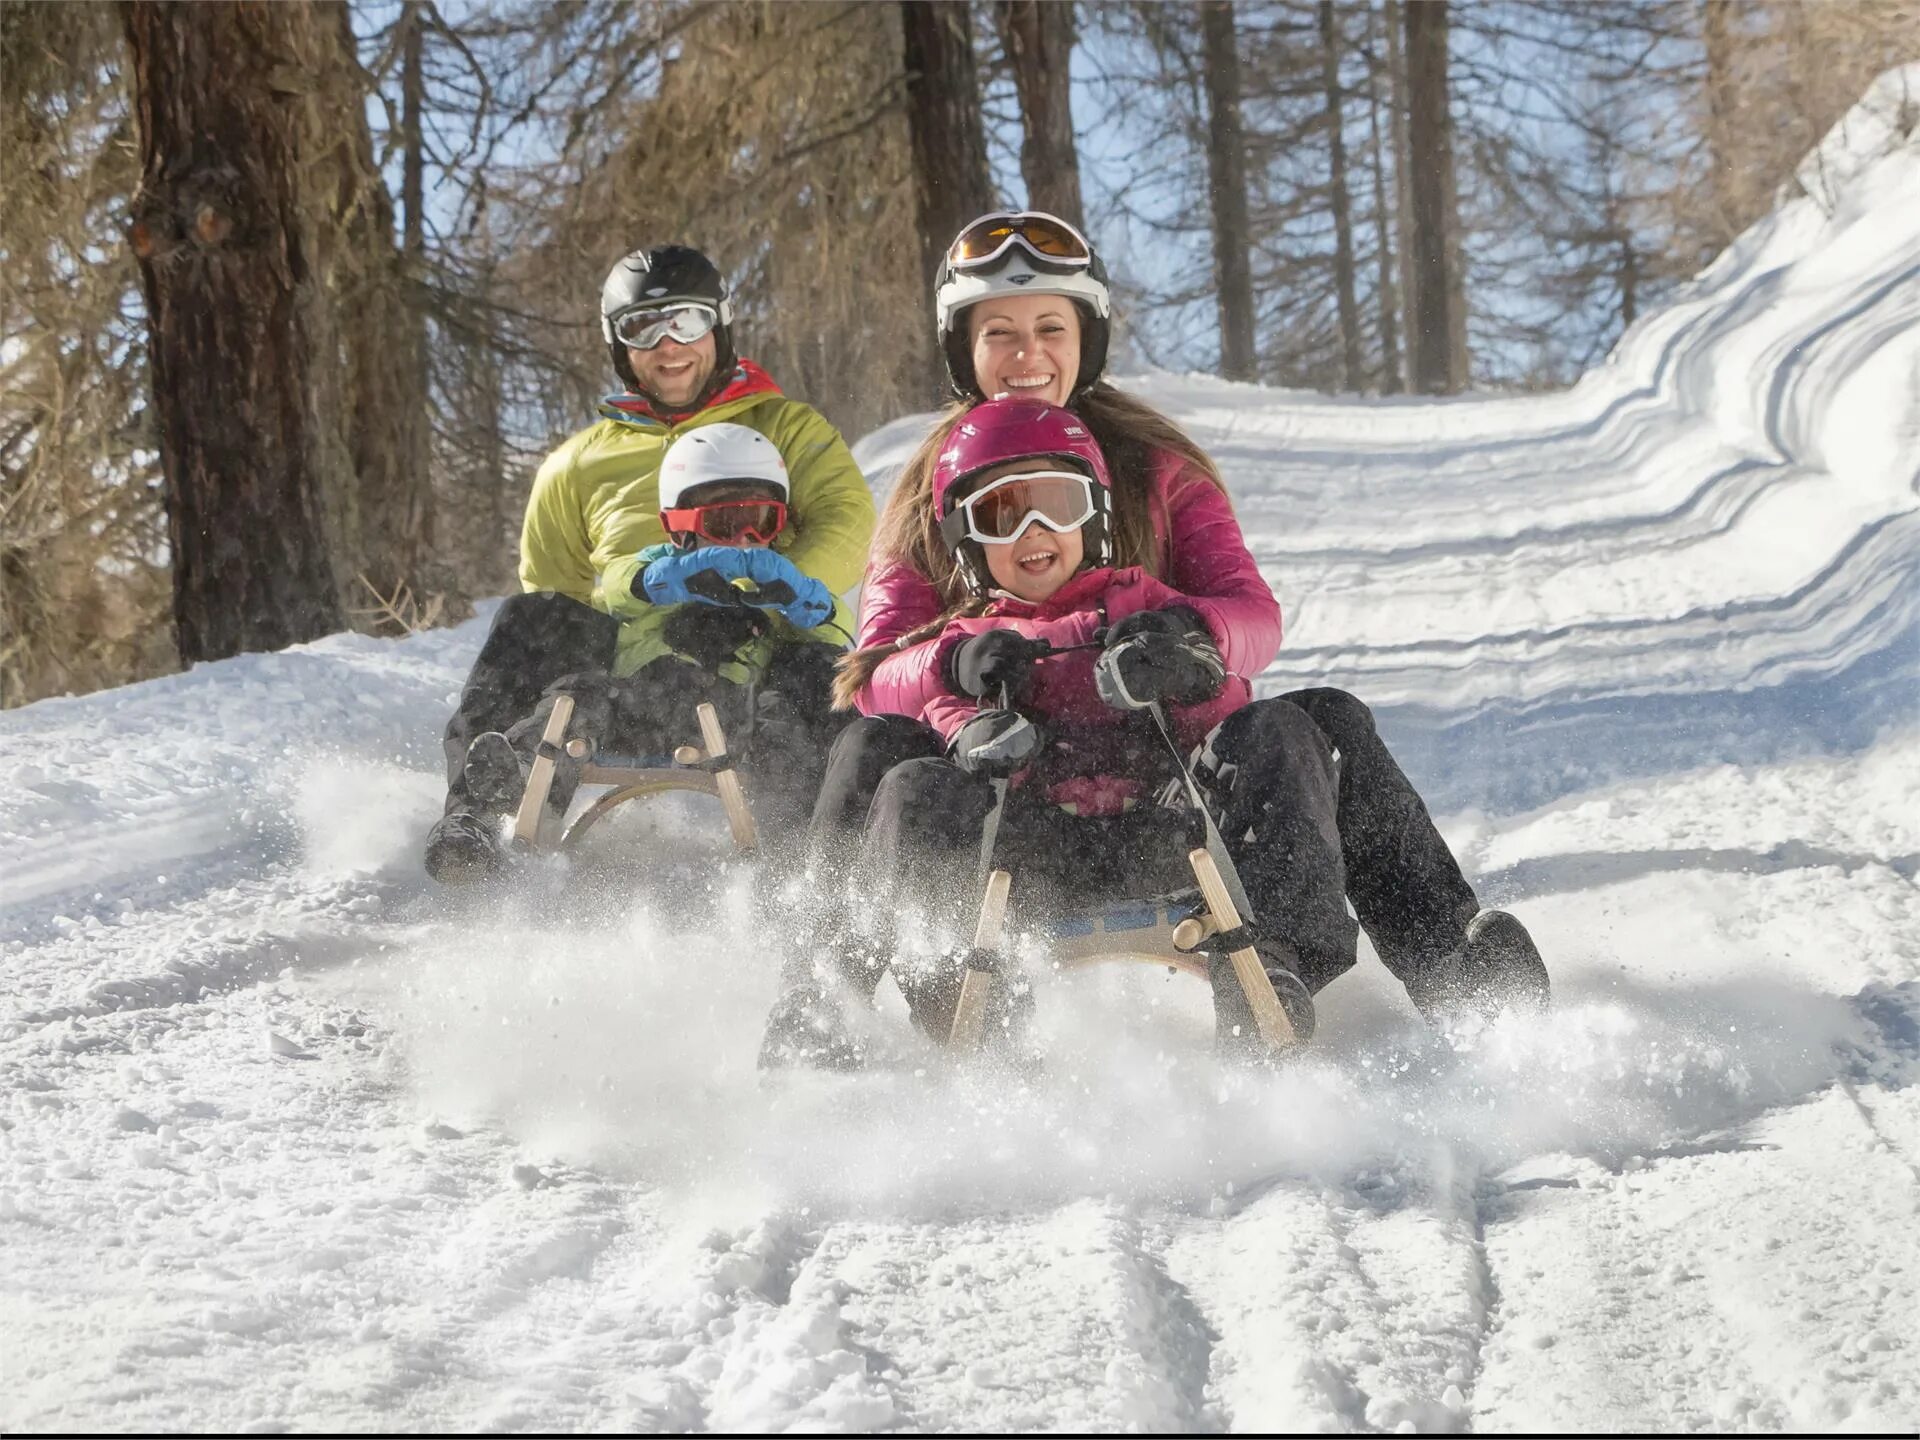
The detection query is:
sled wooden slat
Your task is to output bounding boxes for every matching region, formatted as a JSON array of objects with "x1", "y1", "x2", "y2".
[
  {"x1": 697, "y1": 703, "x2": 757, "y2": 852},
  {"x1": 1045, "y1": 907, "x2": 1214, "y2": 979},
  {"x1": 1052, "y1": 949, "x2": 1211, "y2": 980},
  {"x1": 512, "y1": 694, "x2": 575, "y2": 849},
  {"x1": 949, "y1": 868, "x2": 1012, "y2": 1052},
  {"x1": 561, "y1": 774, "x2": 728, "y2": 849},
  {"x1": 1188, "y1": 846, "x2": 1295, "y2": 1049}
]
